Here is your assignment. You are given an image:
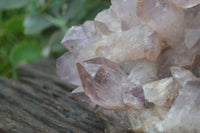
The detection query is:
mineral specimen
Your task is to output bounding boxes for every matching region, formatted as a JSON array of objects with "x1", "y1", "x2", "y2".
[{"x1": 57, "y1": 0, "x2": 200, "y2": 132}]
